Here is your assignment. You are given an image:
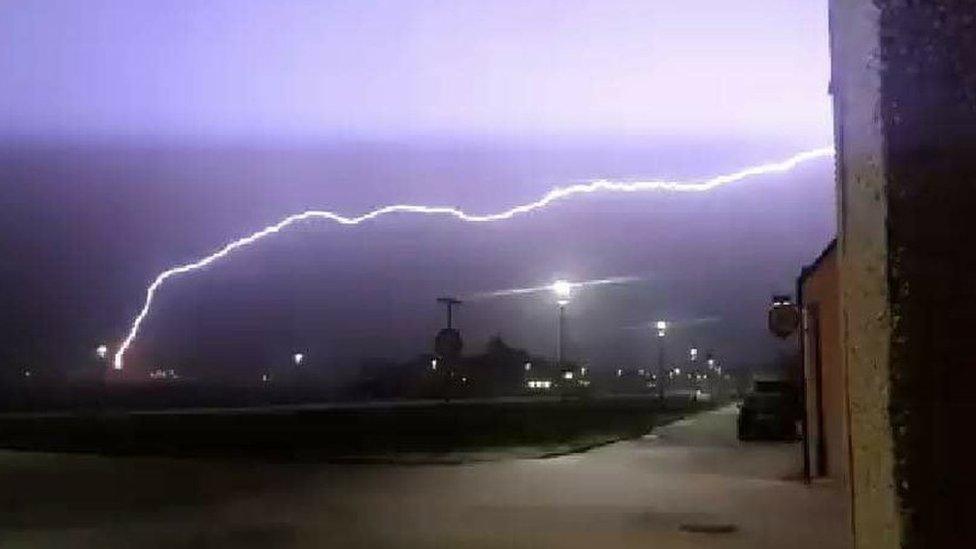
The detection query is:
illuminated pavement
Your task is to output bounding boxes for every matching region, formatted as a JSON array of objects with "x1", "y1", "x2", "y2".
[{"x1": 0, "y1": 405, "x2": 850, "y2": 548}]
